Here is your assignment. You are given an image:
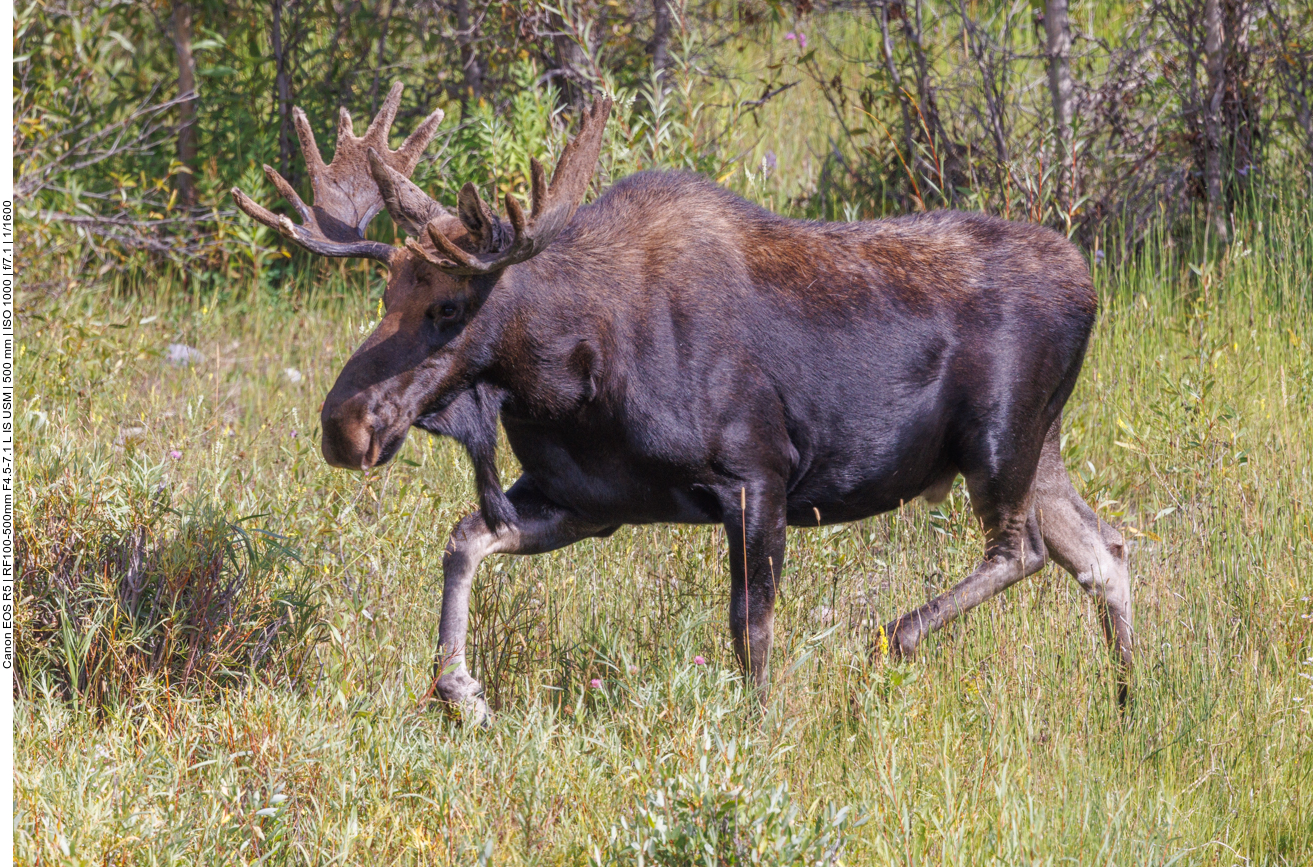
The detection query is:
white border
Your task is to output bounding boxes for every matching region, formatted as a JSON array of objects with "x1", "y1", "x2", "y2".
[{"x1": 3, "y1": 0, "x2": 17, "y2": 860}]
